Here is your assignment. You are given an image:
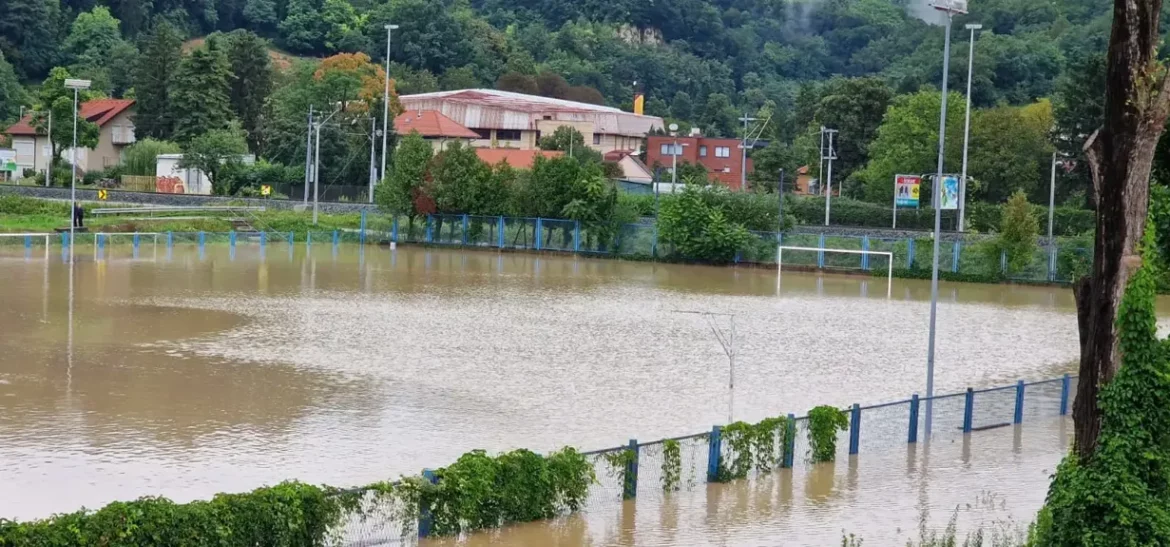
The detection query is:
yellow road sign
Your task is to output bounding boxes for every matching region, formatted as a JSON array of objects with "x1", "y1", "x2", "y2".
[
  {"x1": 260, "y1": 185, "x2": 272, "y2": 196},
  {"x1": 97, "y1": 189, "x2": 108, "y2": 200}
]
